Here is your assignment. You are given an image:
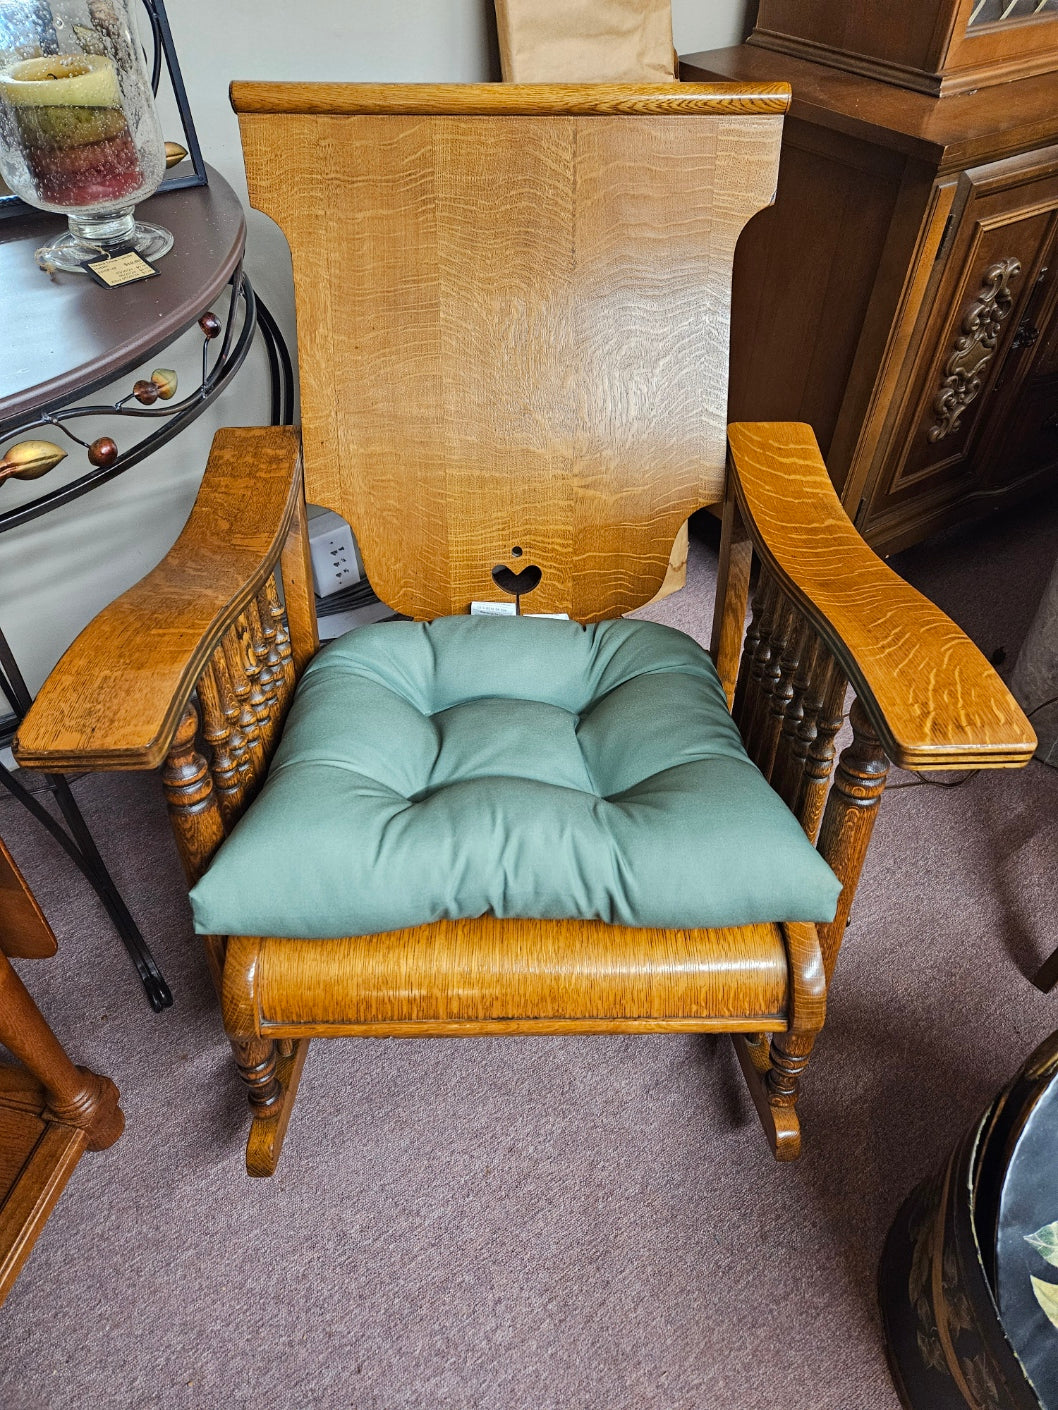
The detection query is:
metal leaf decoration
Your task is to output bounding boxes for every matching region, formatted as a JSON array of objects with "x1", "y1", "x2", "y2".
[
  {"x1": 1026, "y1": 1221, "x2": 1058, "y2": 1269},
  {"x1": 1030, "y1": 1276, "x2": 1058, "y2": 1330},
  {"x1": 0, "y1": 439, "x2": 68, "y2": 485},
  {"x1": 164, "y1": 142, "x2": 188, "y2": 169}
]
